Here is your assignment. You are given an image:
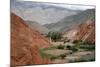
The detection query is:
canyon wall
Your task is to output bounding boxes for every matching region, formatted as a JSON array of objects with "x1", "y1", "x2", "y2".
[{"x1": 11, "y1": 13, "x2": 51, "y2": 66}]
